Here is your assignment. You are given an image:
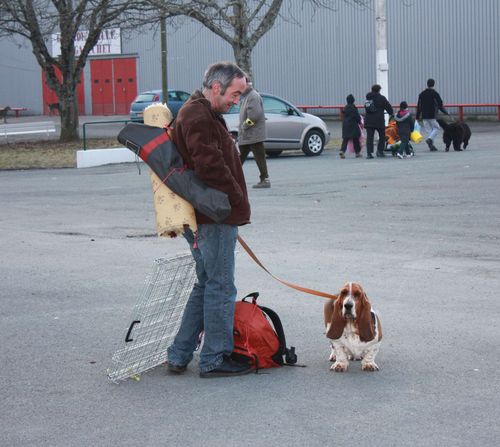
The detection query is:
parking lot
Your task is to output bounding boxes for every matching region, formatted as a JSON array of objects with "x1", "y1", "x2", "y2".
[{"x1": 1, "y1": 121, "x2": 500, "y2": 446}]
